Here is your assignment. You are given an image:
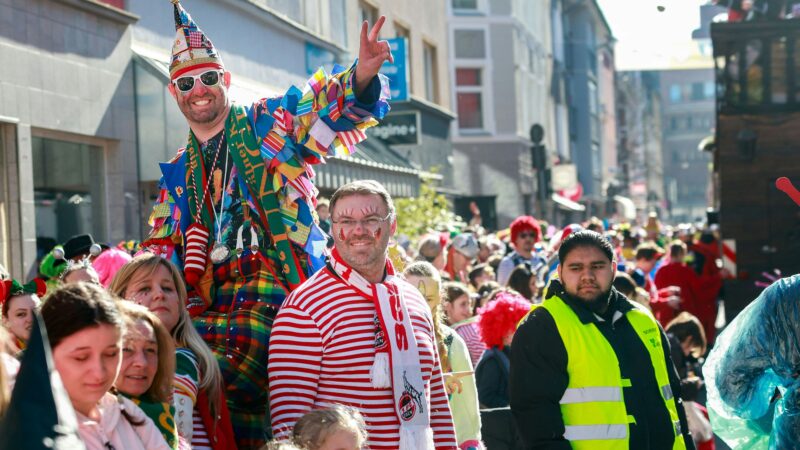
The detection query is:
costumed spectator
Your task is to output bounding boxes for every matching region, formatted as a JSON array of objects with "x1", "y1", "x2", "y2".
[
  {"x1": 446, "y1": 282, "x2": 484, "y2": 368},
  {"x1": 139, "y1": 4, "x2": 391, "y2": 445},
  {"x1": 92, "y1": 247, "x2": 133, "y2": 288},
  {"x1": 0, "y1": 278, "x2": 45, "y2": 354},
  {"x1": 496, "y1": 216, "x2": 545, "y2": 287},
  {"x1": 61, "y1": 258, "x2": 101, "y2": 286},
  {"x1": 445, "y1": 233, "x2": 479, "y2": 282},
  {"x1": 40, "y1": 283, "x2": 170, "y2": 450},
  {"x1": 474, "y1": 292, "x2": 530, "y2": 409},
  {"x1": 474, "y1": 292, "x2": 529, "y2": 450},
  {"x1": 109, "y1": 254, "x2": 236, "y2": 450},
  {"x1": 665, "y1": 314, "x2": 714, "y2": 450},
  {"x1": 654, "y1": 241, "x2": 700, "y2": 327},
  {"x1": 510, "y1": 230, "x2": 693, "y2": 449},
  {"x1": 442, "y1": 282, "x2": 474, "y2": 326},
  {"x1": 629, "y1": 241, "x2": 663, "y2": 301},
  {"x1": 404, "y1": 261, "x2": 483, "y2": 450},
  {"x1": 467, "y1": 264, "x2": 494, "y2": 292},
  {"x1": 268, "y1": 180, "x2": 457, "y2": 449},
  {"x1": 114, "y1": 302, "x2": 181, "y2": 449},
  {"x1": 703, "y1": 275, "x2": 800, "y2": 448},
  {"x1": 417, "y1": 234, "x2": 448, "y2": 273},
  {"x1": 291, "y1": 405, "x2": 368, "y2": 450},
  {"x1": 59, "y1": 234, "x2": 108, "y2": 264},
  {"x1": 506, "y1": 264, "x2": 536, "y2": 302},
  {"x1": 687, "y1": 231, "x2": 723, "y2": 344}
]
